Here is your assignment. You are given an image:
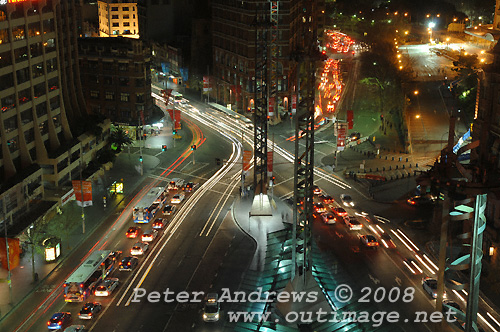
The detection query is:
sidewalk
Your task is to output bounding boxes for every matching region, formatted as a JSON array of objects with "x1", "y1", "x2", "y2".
[{"x1": 0, "y1": 151, "x2": 160, "y2": 322}]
